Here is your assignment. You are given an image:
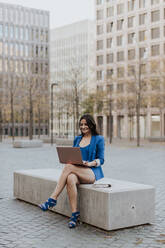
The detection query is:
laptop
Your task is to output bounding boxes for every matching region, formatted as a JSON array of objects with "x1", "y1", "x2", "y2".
[{"x1": 56, "y1": 146, "x2": 88, "y2": 166}]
